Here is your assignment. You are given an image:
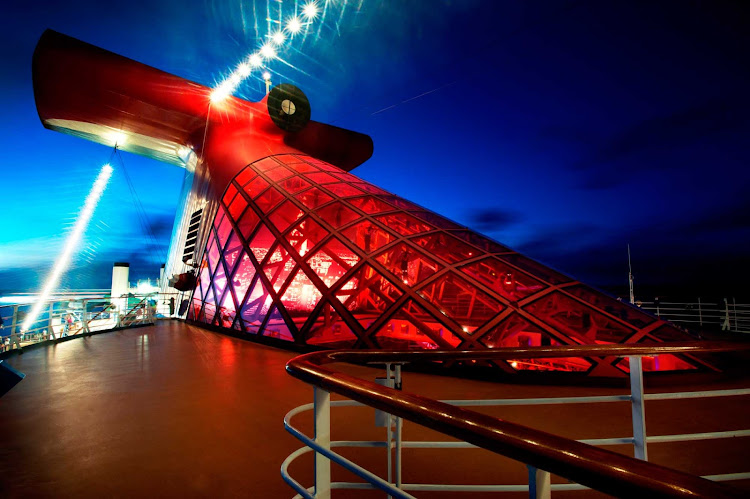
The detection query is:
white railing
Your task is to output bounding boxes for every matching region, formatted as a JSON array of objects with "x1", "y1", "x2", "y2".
[
  {"x1": 0, "y1": 292, "x2": 182, "y2": 353},
  {"x1": 639, "y1": 298, "x2": 750, "y2": 333},
  {"x1": 282, "y1": 353, "x2": 750, "y2": 498}
]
